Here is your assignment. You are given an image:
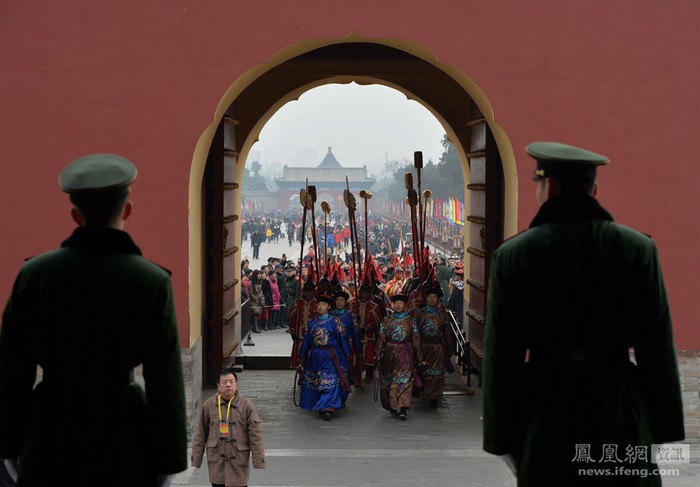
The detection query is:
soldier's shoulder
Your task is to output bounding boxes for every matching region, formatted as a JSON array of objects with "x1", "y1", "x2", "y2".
[
  {"x1": 493, "y1": 229, "x2": 533, "y2": 252},
  {"x1": 119, "y1": 255, "x2": 173, "y2": 281},
  {"x1": 144, "y1": 259, "x2": 172, "y2": 276},
  {"x1": 606, "y1": 221, "x2": 653, "y2": 240},
  {"x1": 21, "y1": 248, "x2": 64, "y2": 267},
  {"x1": 604, "y1": 221, "x2": 657, "y2": 251}
]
